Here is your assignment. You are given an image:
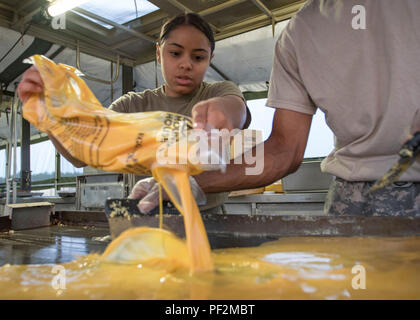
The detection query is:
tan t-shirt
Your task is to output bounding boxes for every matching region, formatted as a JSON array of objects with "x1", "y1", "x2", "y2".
[
  {"x1": 109, "y1": 81, "x2": 250, "y2": 210},
  {"x1": 266, "y1": 0, "x2": 420, "y2": 182}
]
